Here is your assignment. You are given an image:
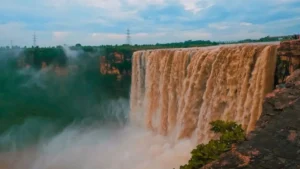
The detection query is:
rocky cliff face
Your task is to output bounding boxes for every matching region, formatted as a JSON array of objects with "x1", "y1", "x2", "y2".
[
  {"x1": 278, "y1": 39, "x2": 300, "y2": 57},
  {"x1": 275, "y1": 40, "x2": 300, "y2": 84},
  {"x1": 202, "y1": 69, "x2": 300, "y2": 169}
]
